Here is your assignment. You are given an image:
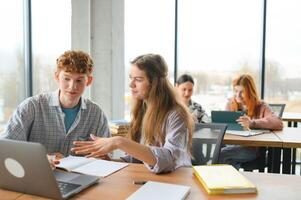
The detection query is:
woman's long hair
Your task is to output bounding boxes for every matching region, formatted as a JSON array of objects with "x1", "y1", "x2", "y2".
[
  {"x1": 230, "y1": 74, "x2": 260, "y2": 118},
  {"x1": 128, "y1": 54, "x2": 194, "y2": 152}
]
